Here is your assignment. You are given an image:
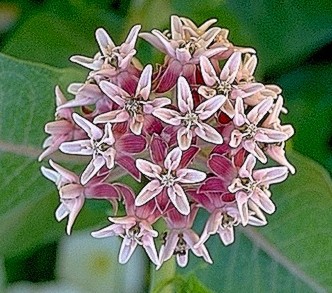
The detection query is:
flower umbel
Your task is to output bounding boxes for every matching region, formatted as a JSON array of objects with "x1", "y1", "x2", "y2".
[{"x1": 40, "y1": 15, "x2": 295, "y2": 269}]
